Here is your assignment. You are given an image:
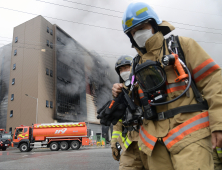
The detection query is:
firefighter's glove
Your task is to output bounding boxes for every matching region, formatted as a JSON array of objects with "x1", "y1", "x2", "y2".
[
  {"x1": 97, "y1": 93, "x2": 126, "y2": 126},
  {"x1": 100, "y1": 102, "x2": 126, "y2": 126},
  {"x1": 112, "y1": 147, "x2": 120, "y2": 161}
]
